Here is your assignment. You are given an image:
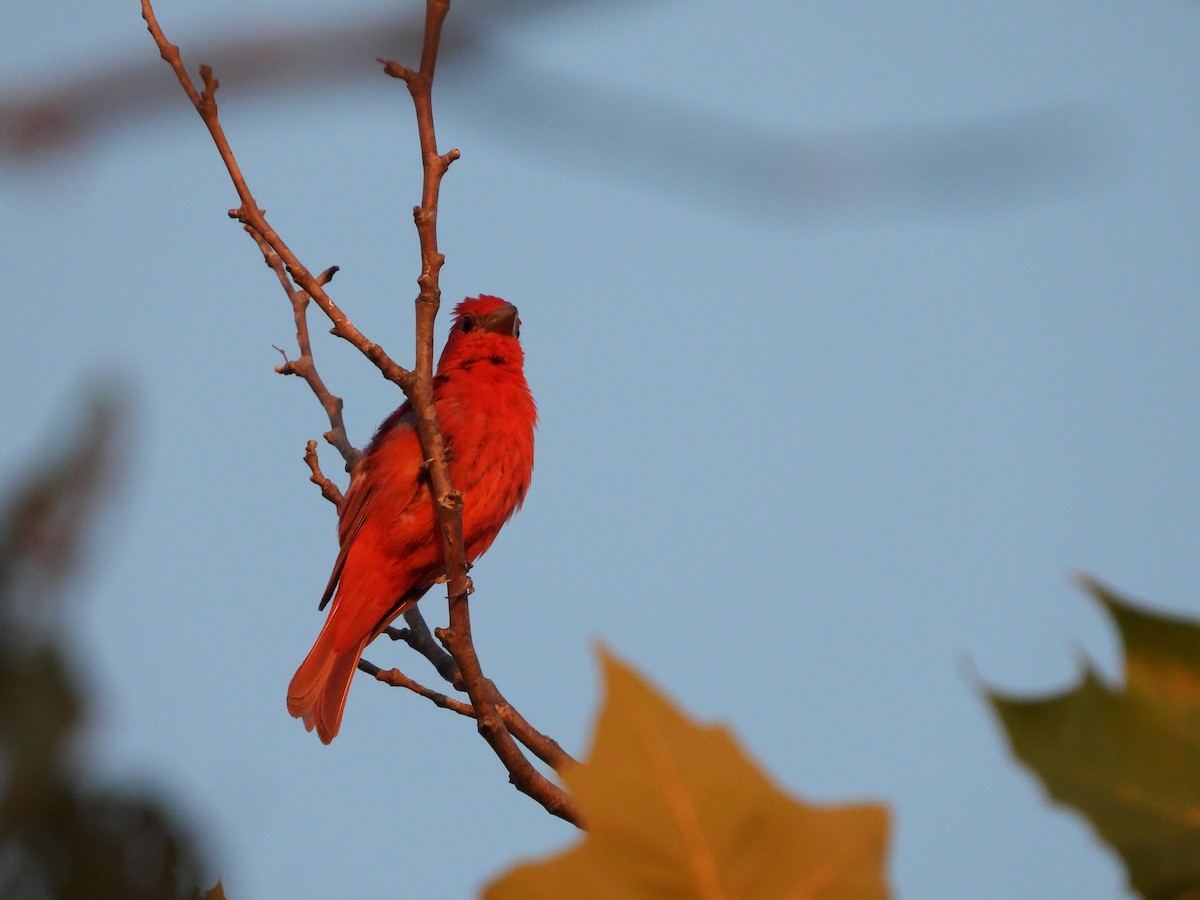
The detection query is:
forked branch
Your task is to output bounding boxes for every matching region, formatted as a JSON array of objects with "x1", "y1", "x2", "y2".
[{"x1": 140, "y1": 0, "x2": 411, "y2": 395}]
